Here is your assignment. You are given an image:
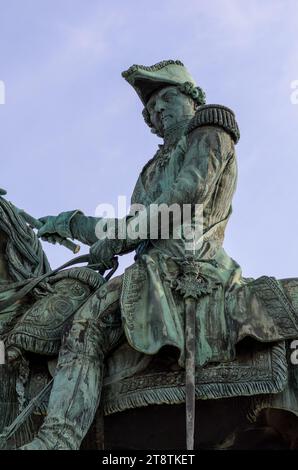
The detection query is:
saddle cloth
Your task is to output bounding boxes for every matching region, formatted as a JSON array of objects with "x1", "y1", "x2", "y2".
[{"x1": 102, "y1": 340, "x2": 288, "y2": 416}]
